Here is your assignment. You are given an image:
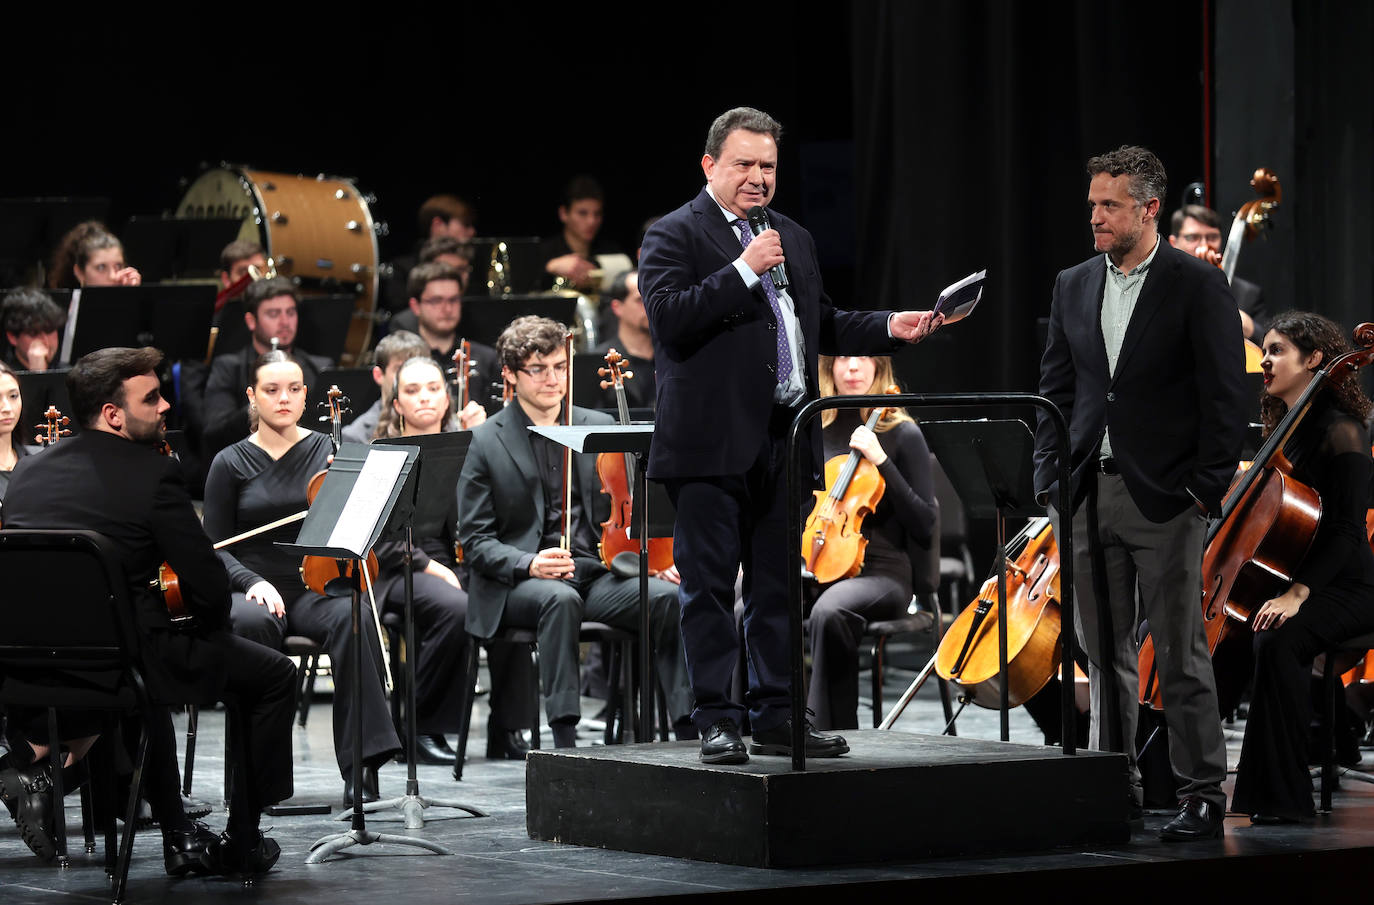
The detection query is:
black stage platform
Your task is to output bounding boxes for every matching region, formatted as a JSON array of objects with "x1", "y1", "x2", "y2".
[
  {"x1": 527, "y1": 731, "x2": 1130, "y2": 866},
  {"x1": 4, "y1": 670, "x2": 1374, "y2": 904}
]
